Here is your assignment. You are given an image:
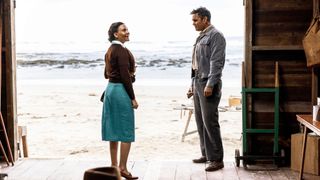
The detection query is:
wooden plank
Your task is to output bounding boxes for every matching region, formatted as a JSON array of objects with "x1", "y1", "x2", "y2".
[
  {"x1": 190, "y1": 162, "x2": 206, "y2": 180},
  {"x1": 254, "y1": 74, "x2": 311, "y2": 87},
  {"x1": 283, "y1": 168, "x2": 299, "y2": 179},
  {"x1": 47, "y1": 159, "x2": 107, "y2": 180},
  {"x1": 221, "y1": 162, "x2": 239, "y2": 180},
  {"x1": 255, "y1": 10, "x2": 312, "y2": 22},
  {"x1": 18, "y1": 159, "x2": 63, "y2": 180},
  {"x1": 131, "y1": 160, "x2": 149, "y2": 180},
  {"x1": 2, "y1": 159, "x2": 38, "y2": 178},
  {"x1": 255, "y1": 0, "x2": 313, "y2": 10},
  {"x1": 235, "y1": 166, "x2": 257, "y2": 180},
  {"x1": 46, "y1": 160, "x2": 78, "y2": 179},
  {"x1": 143, "y1": 160, "x2": 161, "y2": 180},
  {"x1": 4, "y1": 159, "x2": 320, "y2": 179},
  {"x1": 269, "y1": 169, "x2": 290, "y2": 180},
  {"x1": 158, "y1": 161, "x2": 176, "y2": 180},
  {"x1": 254, "y1": 35, "x2": 306, "y2": 47},
  {"x1": 175, "y1": 161, "x2": 193, "y2": 180},
  {"x1": 252, "y1": 46, "x2": 304, "y2": 51}
]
